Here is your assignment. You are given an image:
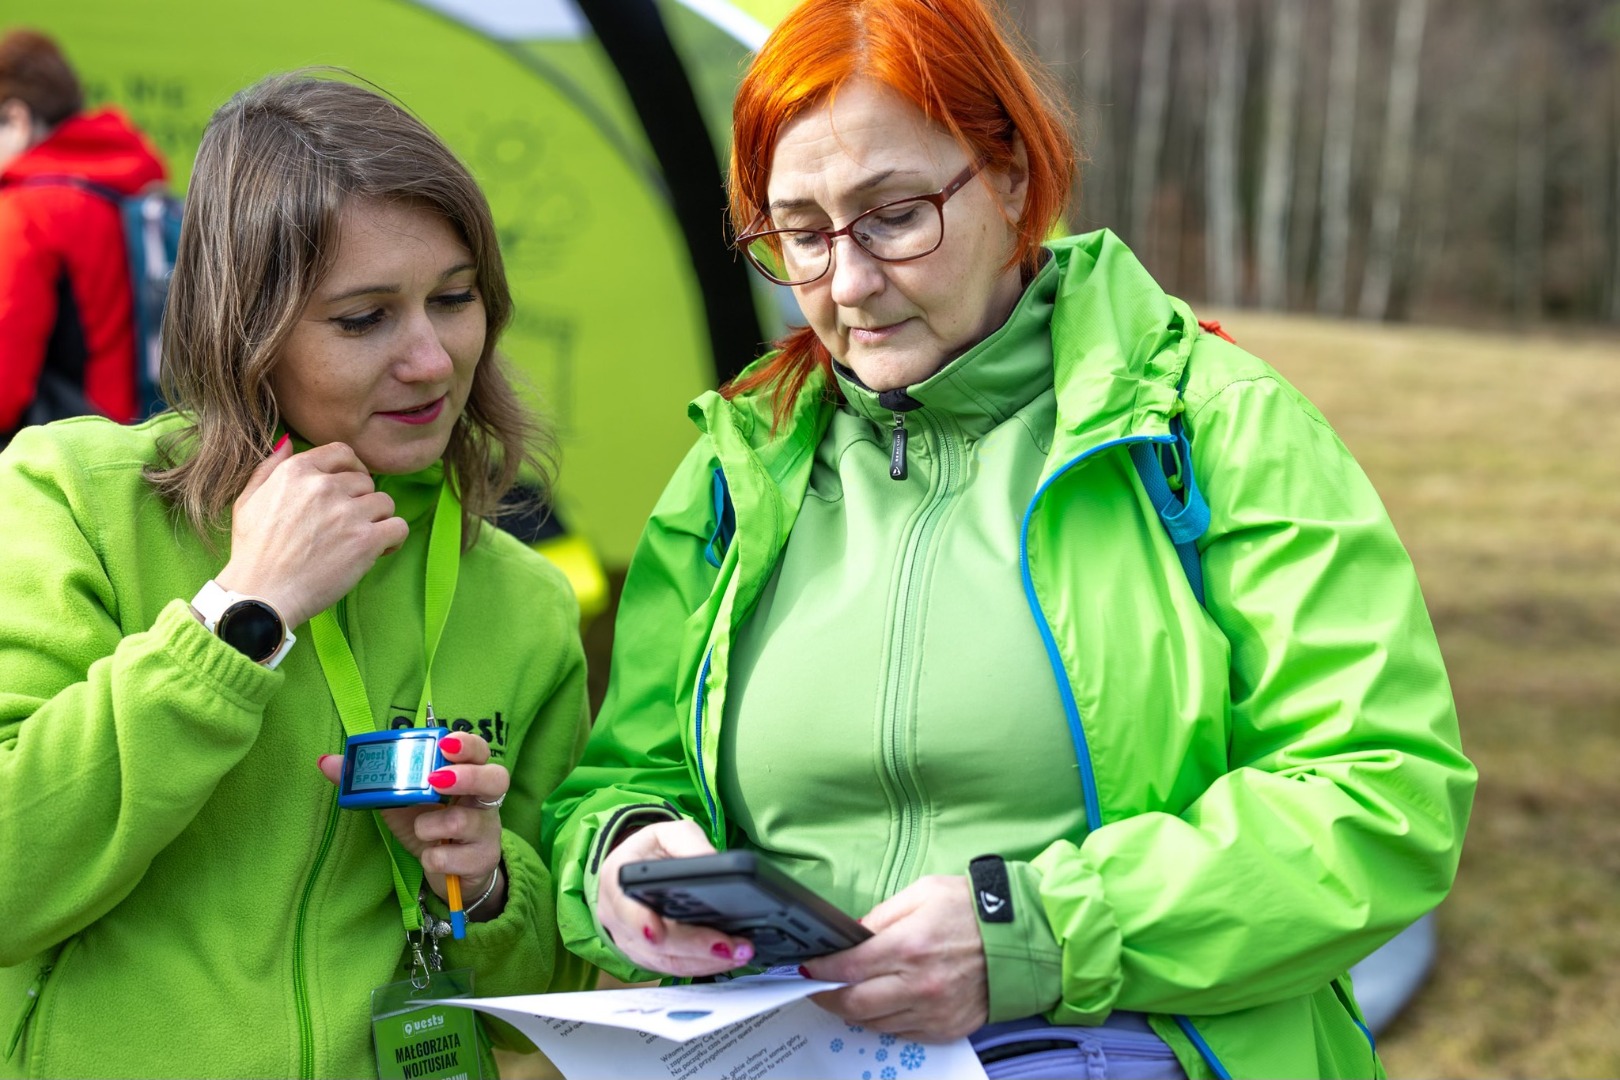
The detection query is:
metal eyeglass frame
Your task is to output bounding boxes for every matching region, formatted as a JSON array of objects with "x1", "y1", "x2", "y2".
[{"x1": 734, "y1": 160, "x2": 985, "y2": 286}]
